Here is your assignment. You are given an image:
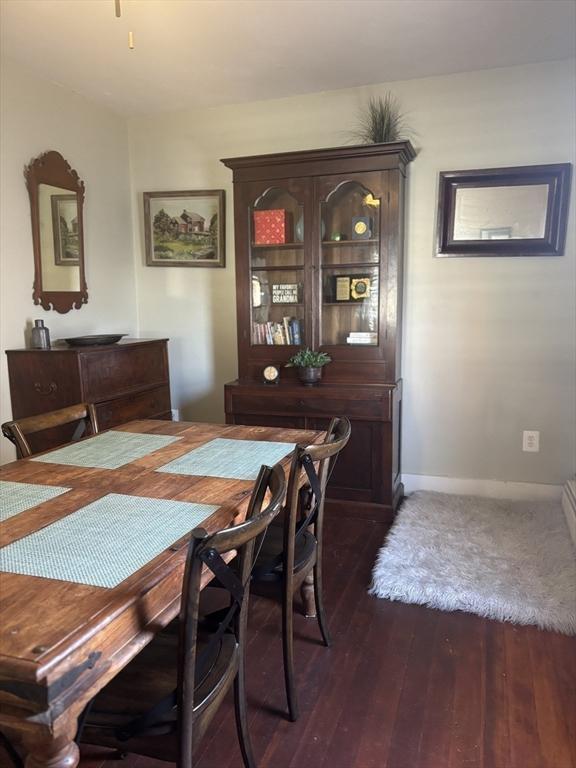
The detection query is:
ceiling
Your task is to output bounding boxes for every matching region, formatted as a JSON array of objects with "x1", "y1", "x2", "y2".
[{"x1": 1, "y1": 0, "x2": 575, "y2": 116}]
